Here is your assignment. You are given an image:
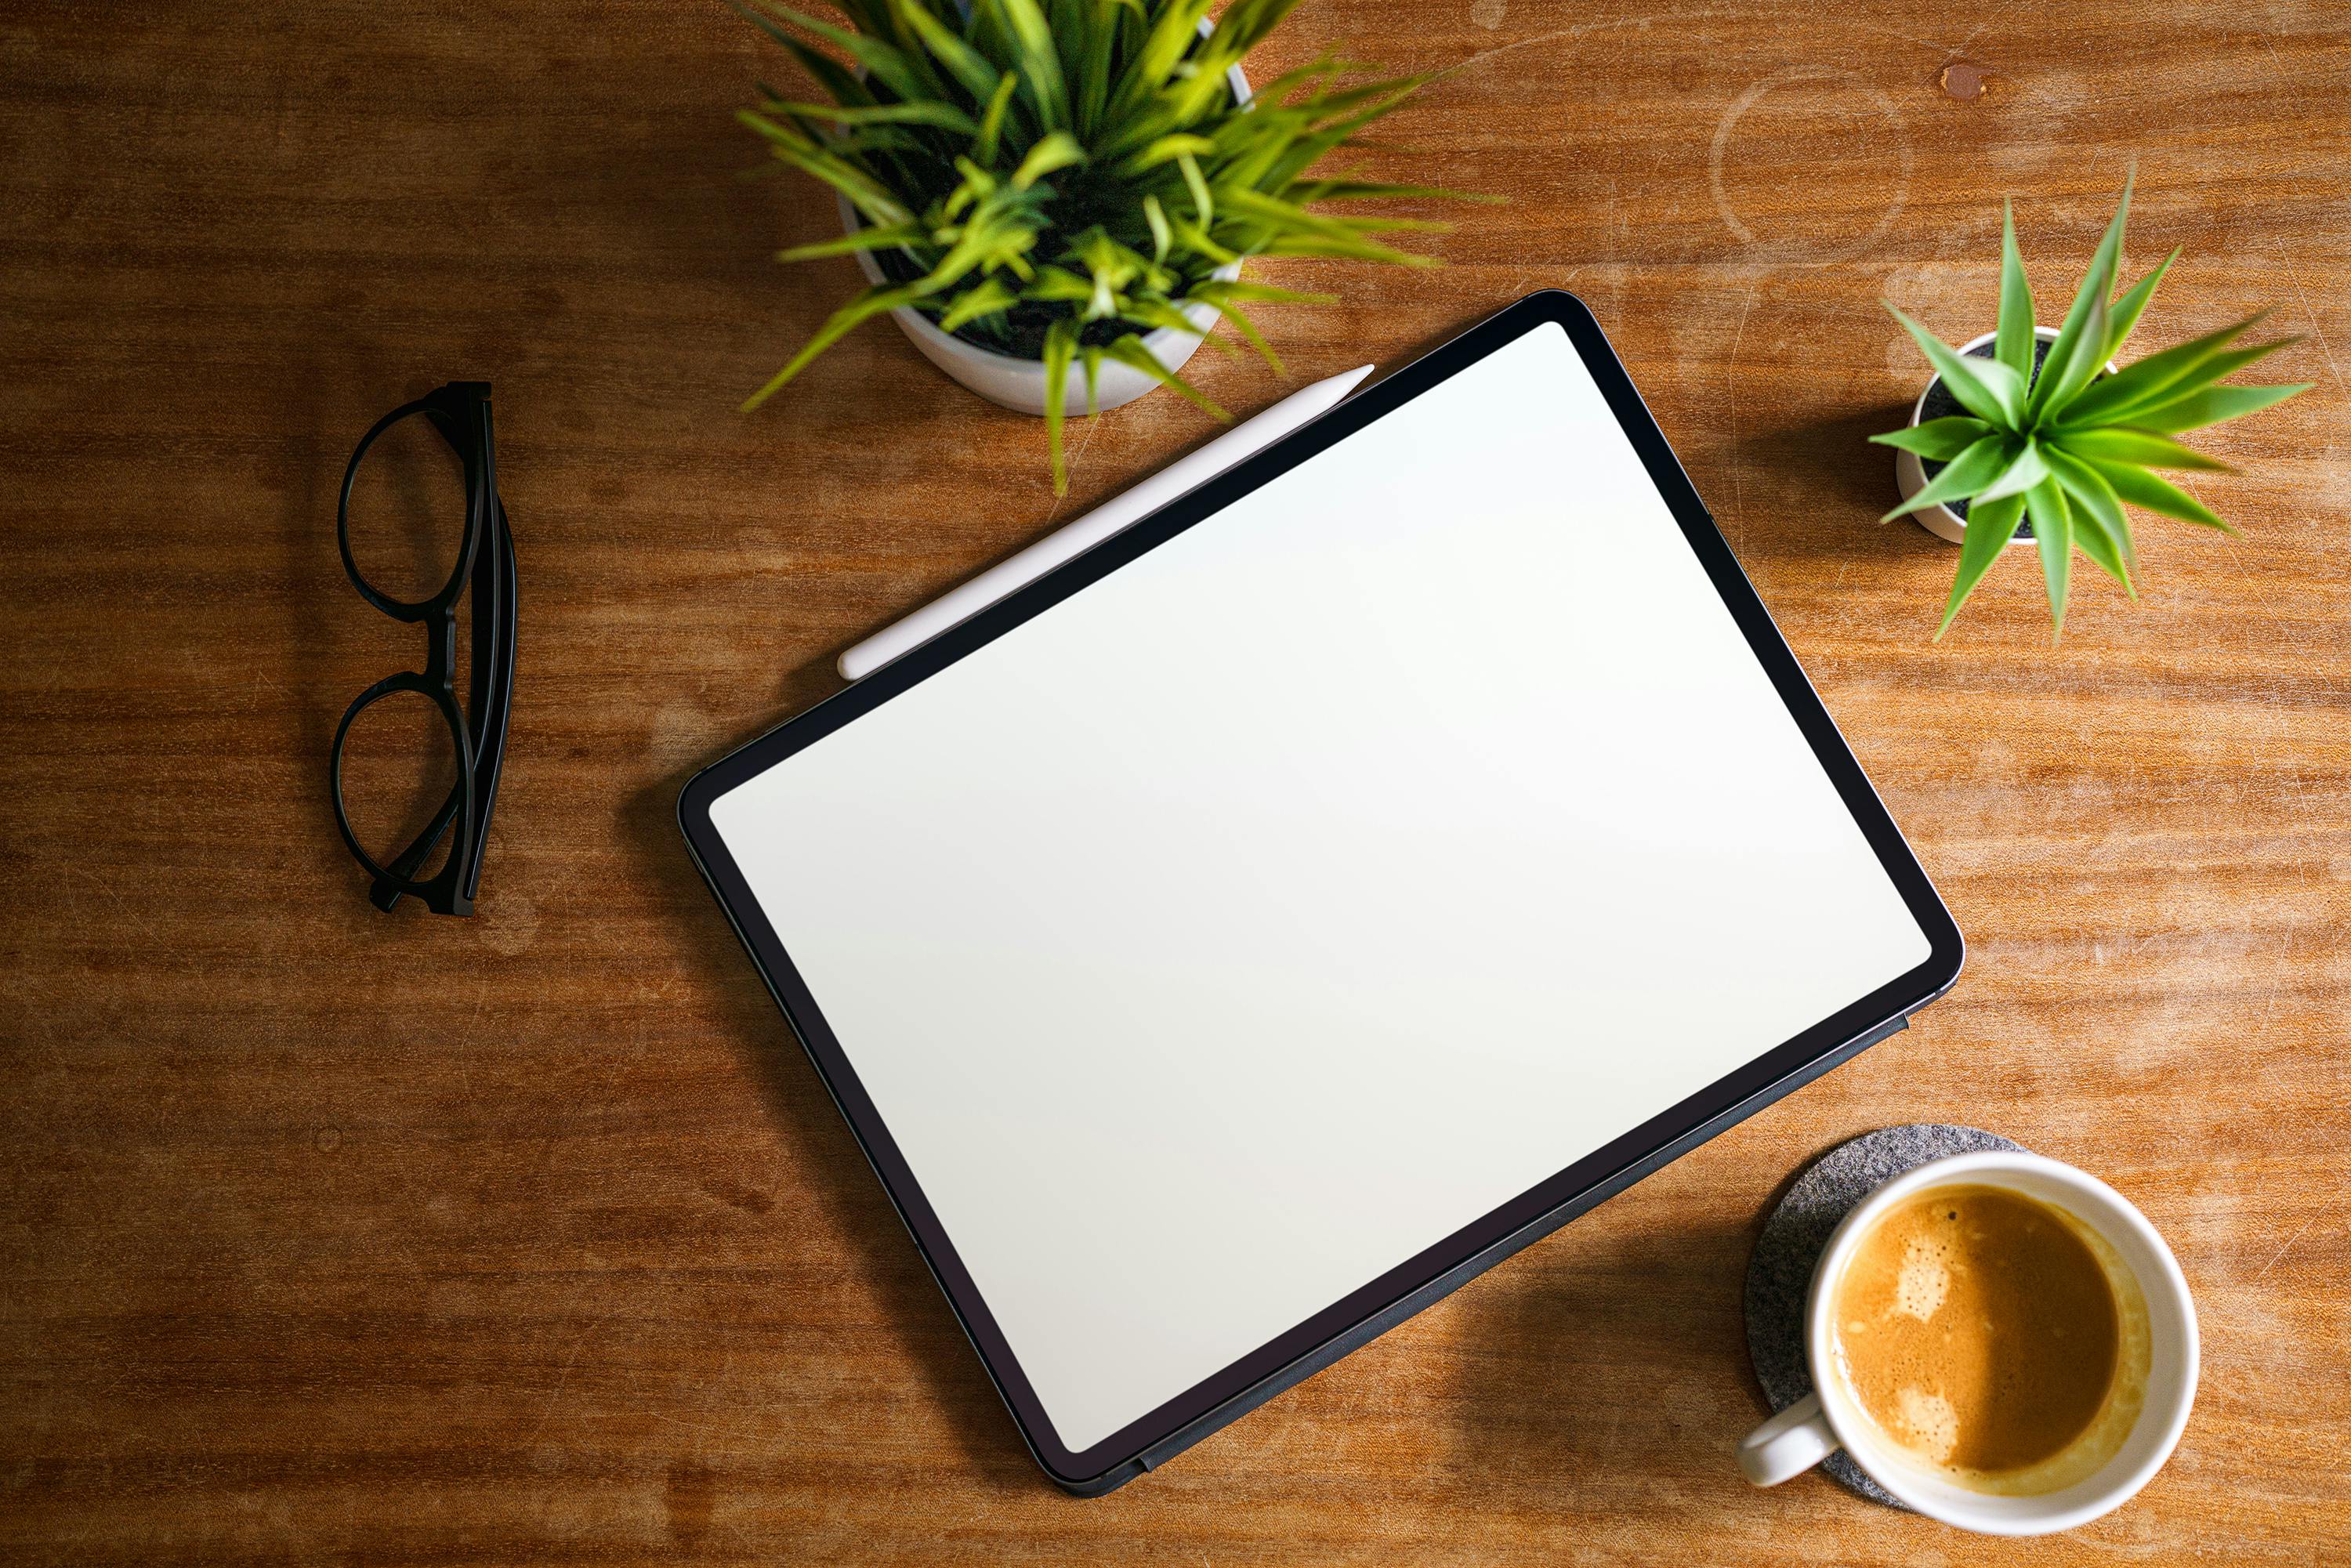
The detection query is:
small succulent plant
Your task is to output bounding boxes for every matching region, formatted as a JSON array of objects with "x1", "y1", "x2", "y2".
[
  {"x1": 734, "y1": 0, "x2": 1484, "y2": 491},
  {"x1": 1874, "y1": 180, "x2": 2310, "y2": 638}
]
